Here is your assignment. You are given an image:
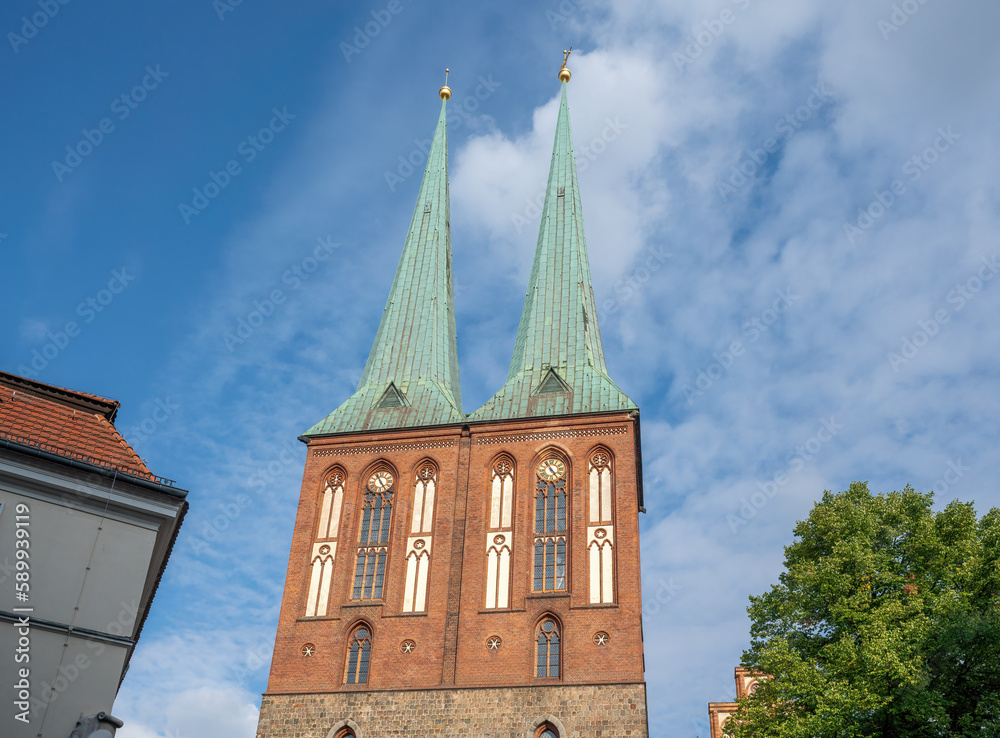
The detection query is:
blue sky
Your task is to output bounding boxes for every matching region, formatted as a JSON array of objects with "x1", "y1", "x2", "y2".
[{"x1": 3, "y1": 0, "x2": 1000, "y2": 736}]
